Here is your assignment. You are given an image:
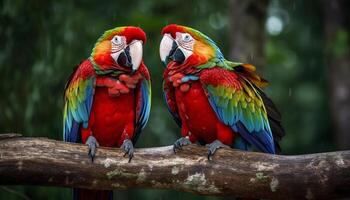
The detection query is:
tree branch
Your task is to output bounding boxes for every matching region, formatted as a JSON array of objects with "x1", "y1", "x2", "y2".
[{"x1": 0, "y1": 134, "x2": 349, "y2": 199}]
